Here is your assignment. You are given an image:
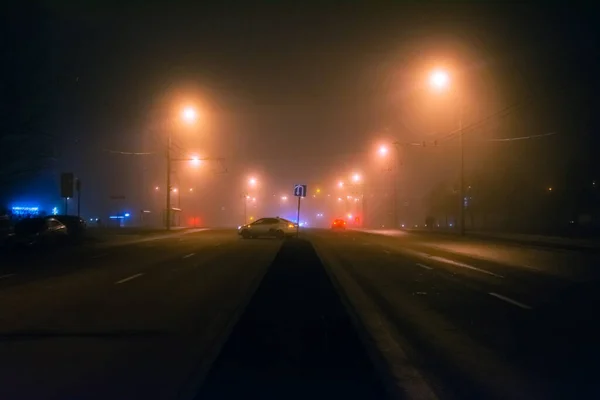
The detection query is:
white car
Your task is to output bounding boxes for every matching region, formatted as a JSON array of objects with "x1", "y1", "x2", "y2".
[{"x1": 238, "y1": 217, "x2": 297, "y2": 239}]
